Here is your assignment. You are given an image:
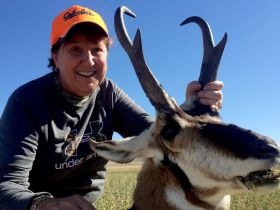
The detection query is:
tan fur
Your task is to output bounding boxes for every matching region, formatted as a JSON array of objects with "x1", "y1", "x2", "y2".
[{"x1": 132, "y1": 160, "x2": 179, "y2": 210}]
